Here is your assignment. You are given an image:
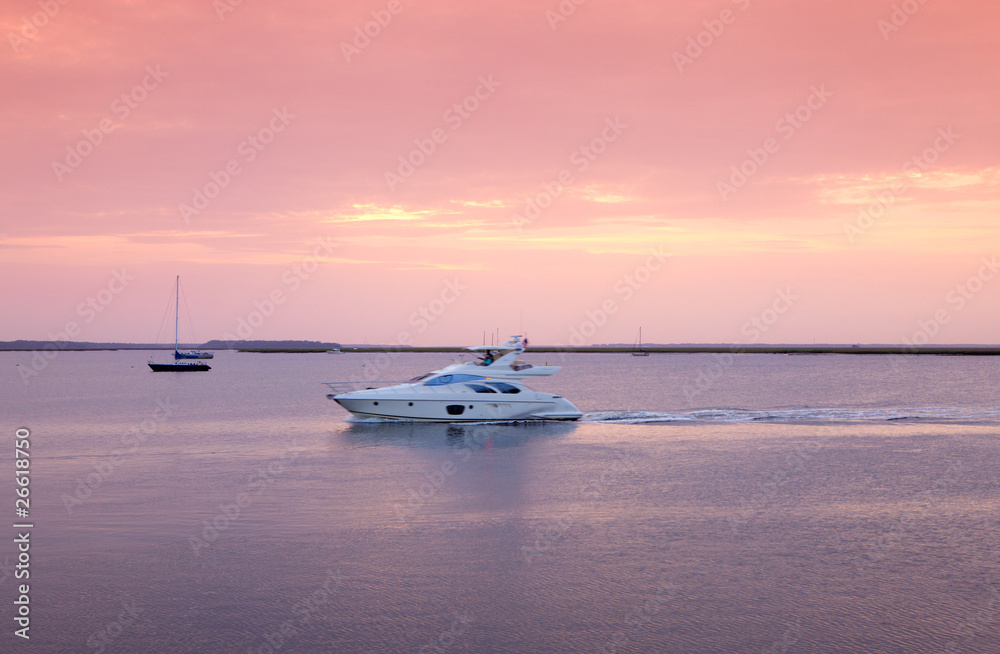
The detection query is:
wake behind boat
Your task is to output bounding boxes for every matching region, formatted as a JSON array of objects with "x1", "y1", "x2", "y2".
[{"x1": 324, "y1": 335, "x2": 581, "y2": 422}]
